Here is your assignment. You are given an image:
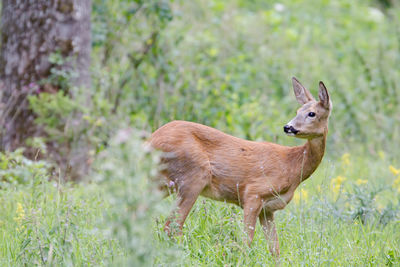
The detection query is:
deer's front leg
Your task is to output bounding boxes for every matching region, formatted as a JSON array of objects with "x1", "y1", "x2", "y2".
[
  {"x1": 243, "y1": 197, "x2": 262, "y2": 245},
  {"x1": 259, "y1": 210, "x2": 280, "y2": 257}
]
